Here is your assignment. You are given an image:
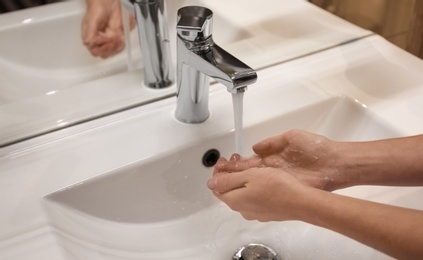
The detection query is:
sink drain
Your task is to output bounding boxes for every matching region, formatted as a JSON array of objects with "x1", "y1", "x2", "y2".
[
  {"x1": 202, "y1": 149, "x2": 220, "y2": 167},
  {"x1": 233, "y1": 243, "x2": 281, "y2": 260}
]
